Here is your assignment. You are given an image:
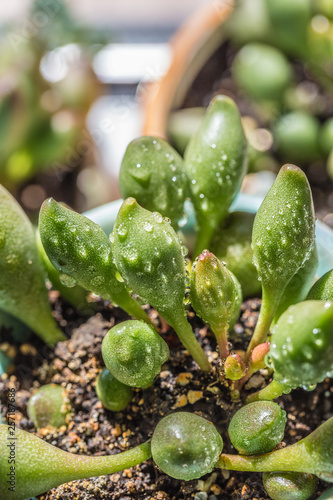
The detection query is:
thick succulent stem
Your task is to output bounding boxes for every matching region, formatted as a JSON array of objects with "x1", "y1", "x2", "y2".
[
  {"x1": 245, "y1": 290, "x2": 276, "y2": 361},
  {"x1": 0, "y1": 424, "x2": 151, "y2": 500},
  {"x1": 217, "y1": 443, "x2": 311, "y2": 474},
  {"x1": 194, "y1": 224, "x2": 215, "y2": 259},
  {"x1": 62, "y1": 441, "x2": 152, "y2": 479},
  {"x1": 174, "y1": 315, "x2": 211, "y2": 372},
  {"x1": 219, "y1": 416, "x2": 333, "y2": 482},
  {"x1": 246, "y1": 380, "x2": 290, "y2": 404},
  {"x1": 115, "y1": 291, "x2": 153, "y2": 325},
  {"x1": 213, "y1": 324, "x2": 229, "y2": 360}
]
